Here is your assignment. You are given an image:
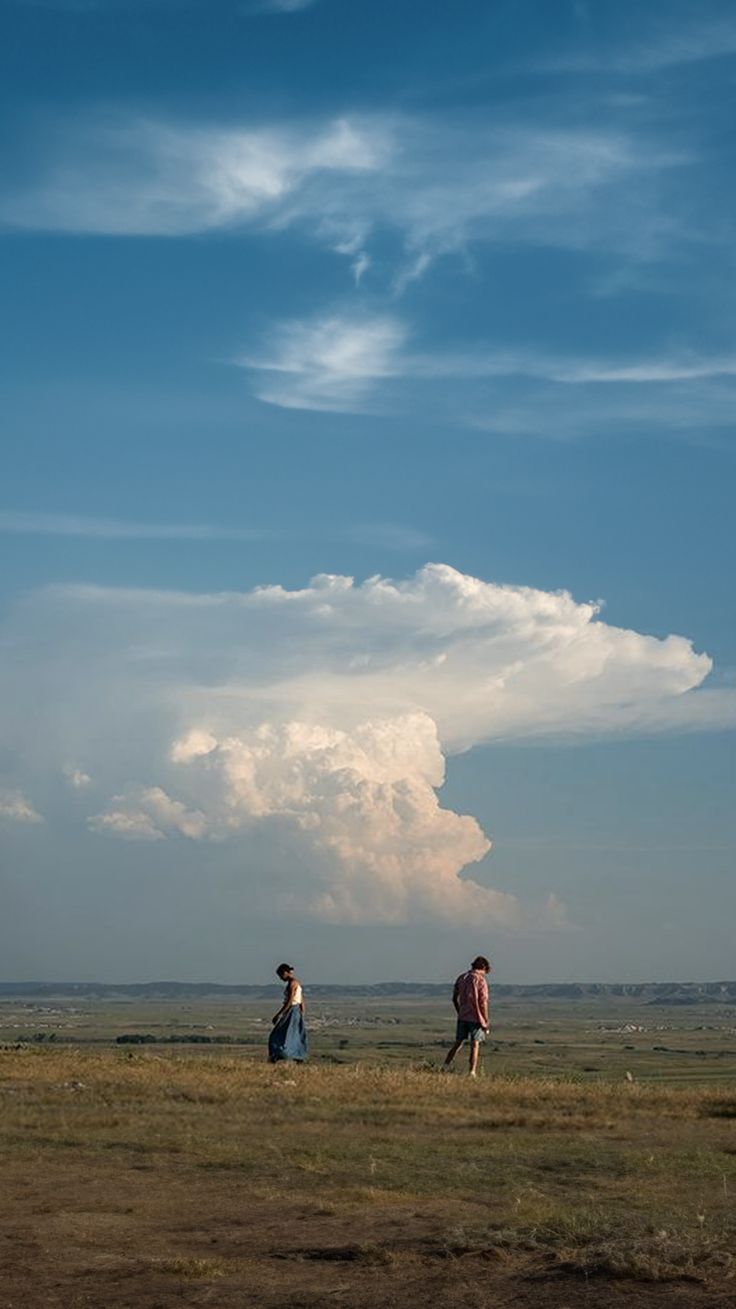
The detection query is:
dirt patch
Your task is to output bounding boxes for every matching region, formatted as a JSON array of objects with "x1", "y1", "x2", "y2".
[{"x1": 2, "y1": 1156, "x2": 735, "y2": 1309}]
